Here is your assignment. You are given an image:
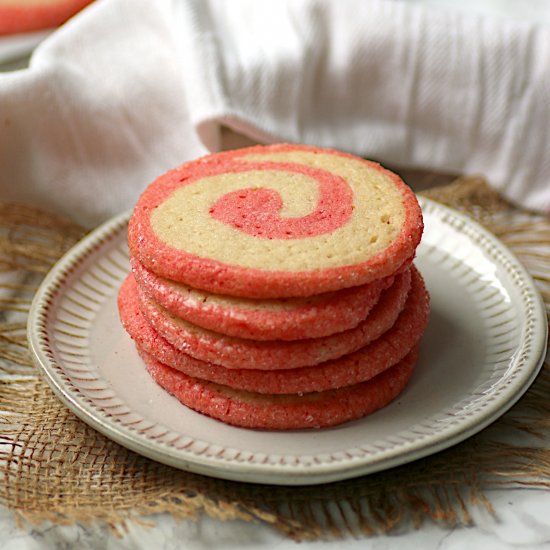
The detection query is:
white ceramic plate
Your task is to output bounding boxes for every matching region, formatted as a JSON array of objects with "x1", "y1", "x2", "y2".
[{"x1": 27, "y1": 198, "x2": 548, "y2": 486}]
